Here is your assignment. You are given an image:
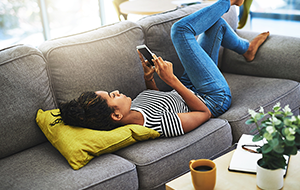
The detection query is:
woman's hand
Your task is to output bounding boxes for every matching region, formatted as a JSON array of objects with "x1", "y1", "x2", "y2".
[
  {"x1": 152, "y1": 56, "x2": 212, "y2": 132},
  {"x1": 137, "y1": 50, "x2": 155, "y2": 81},
  {"x1": 152, "y1": 56, "x2": 178, "y2": 87}
]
